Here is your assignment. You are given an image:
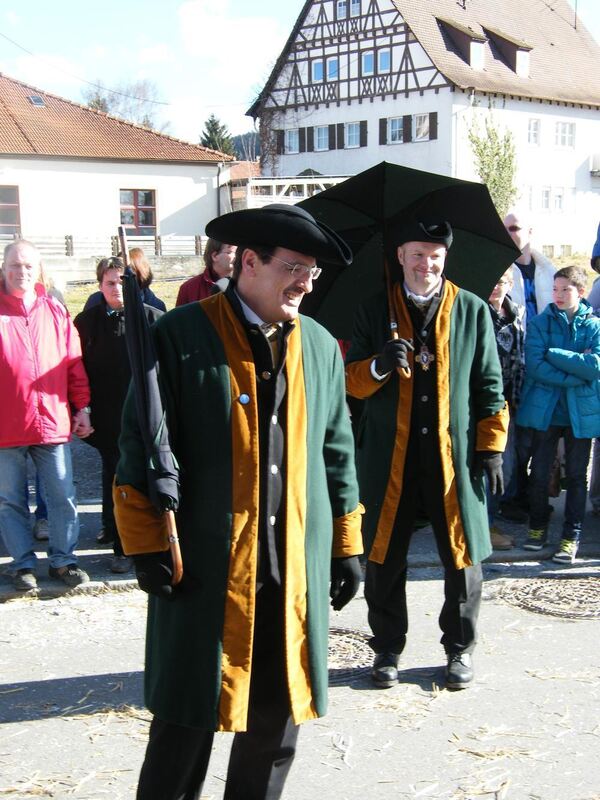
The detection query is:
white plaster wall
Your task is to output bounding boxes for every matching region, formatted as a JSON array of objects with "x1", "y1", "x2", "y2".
[
  {"x1": 452, "y1": 93, "x2": 600, "y2": 255},
  {"x1": 0, "y1": 158, "x2": 224, "y2": 237},
  {"x1": 265, "y1": 87, "x2": 455, "y2": 177}
]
